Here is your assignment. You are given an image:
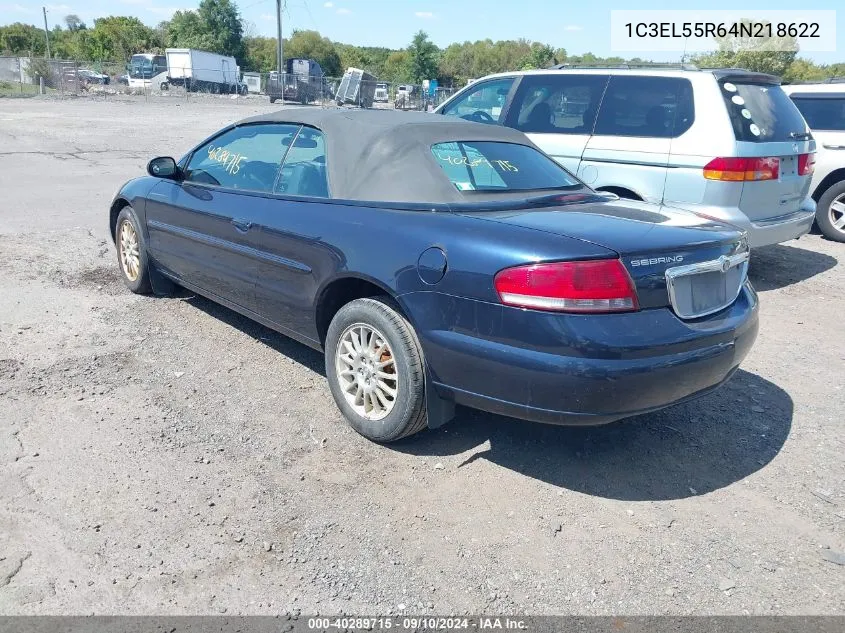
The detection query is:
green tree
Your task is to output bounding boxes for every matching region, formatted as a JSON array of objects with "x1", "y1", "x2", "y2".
[
  {"x1": 383, "y1": 50, "x2": 411, "y2": 83},
  {"x1": 0, "y1": 22, "x2": 46, "y2": 56},
  {"x1": 166, "y1": 0, "x2": 245, "y2": 63},
  {"x1": 520, "y1": 43, "x2": 556, "y2": 70},
  {"x1": 165, "y1": 10, "x2": 204, "y2": 48},
  {"x1": 196, "y1": 0, "x2": 245, "y2": 62},
  {"x1": 286, "y1": 29, "x2": 342, "y2": 76},
  {"x1": 825, "y1": 63, "x2": 845, "y2": 78},
  {"x1": 244, "y1": 35, "x2": 277, "y2": 72},
  {"x1": 407, "y1": 30, "x2": 438, "y2": 83},
  {"x1": 51, "y1": 16, "x2": 162, "y2": 61},
  {"x1": 783, "y1": 58, "x2": 828, "y2": 84},
  {"x1": 64, "y1": 14, "x2": 86, "y2": 32},
  {"x1": 691, "y1": 19, "x2": 797, "y2": 77}
]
